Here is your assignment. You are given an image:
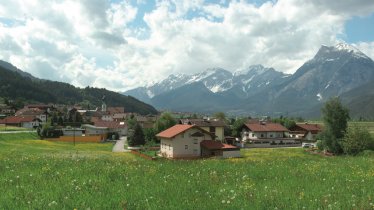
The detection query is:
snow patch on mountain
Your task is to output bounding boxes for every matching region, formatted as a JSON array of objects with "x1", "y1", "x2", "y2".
[
  {"x1": 146, "y1": 90, "x2": 154, "y2": 98},
  {"x1": 242, "y1": 75, "x2": 255, "y2": 85}
]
